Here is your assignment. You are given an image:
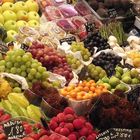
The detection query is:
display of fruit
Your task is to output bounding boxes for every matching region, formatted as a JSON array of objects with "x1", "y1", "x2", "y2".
[
  {"x1": 70, "y1": 42, "x2": 91, "y2": 61},
  {"x1": 0, "y1": 92, "x2": 42, "y2": 121},
  {"x1": 89, "y1": 93, "x2": 140, "y2": 131},
  {"x1": 28, "y1": 41, "x2": 73, "y2": 84},
  {"x1": 49, "y1": 107, "x2": 98, "y2": 139},
  {"x1": 92, "y1": 52, "x2": 122, "y2": 76},
  {"x1": 115, "y1": 66, "x2": 140, "y2": 85},
  {"x1": 127, "y1": 51, "x2": 140, "y2": 68},
  {"x1": 84, "y1": 32, "x2": 110, "y2": 54},
  {"x1": 86, "y1": 0, "x2": 133, "y2": 18},
  {"x1": 0, "y1": 0, "x2": 40, "y2": 43},
  {"x1": 60, "y1": 80, "x2": 108, "y2": 100},
  {"x1": 97, "y1": 76, "x2": 129, "y2": 93},
  {"x1": 0, "y1": 77, "x2": 12, "y2": 98}
]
